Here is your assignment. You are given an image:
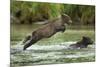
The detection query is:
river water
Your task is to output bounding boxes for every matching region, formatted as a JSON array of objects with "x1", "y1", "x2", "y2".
[
  {"x1": 10, "y1": 24, "x2": 95, "y2": 66},
  {"x1": 10, "y1": 41, "x2": 95, "y2": 66}
]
